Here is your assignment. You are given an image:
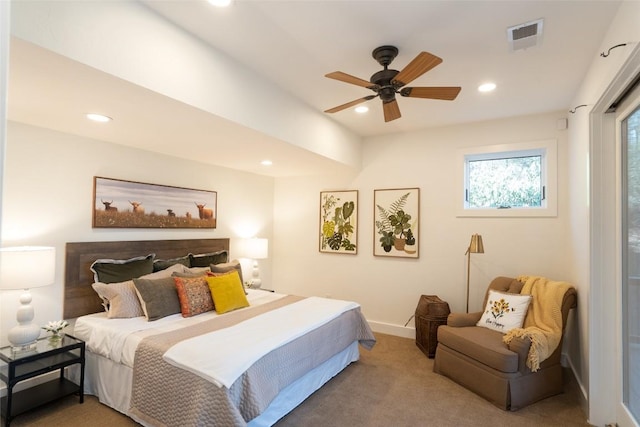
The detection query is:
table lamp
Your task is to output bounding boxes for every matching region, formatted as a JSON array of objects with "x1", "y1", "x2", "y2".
[
  {"x1": 0, "y1": 246, "x2": 56, "y2": 349},
  {"x1": 236, "y1": 238, "x2": 268, "y2": 289},
  {"x1": 464, "y1": 234, "x2": 484, "y2": 313}
]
